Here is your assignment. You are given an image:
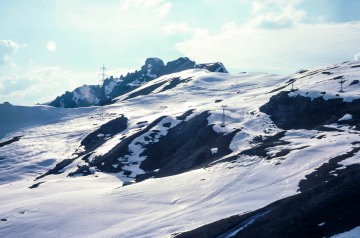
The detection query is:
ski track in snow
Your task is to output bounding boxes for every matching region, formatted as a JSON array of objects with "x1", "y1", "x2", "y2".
[{"x1": 112, "y1": 157, "x2": 263, "y2": 238}]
